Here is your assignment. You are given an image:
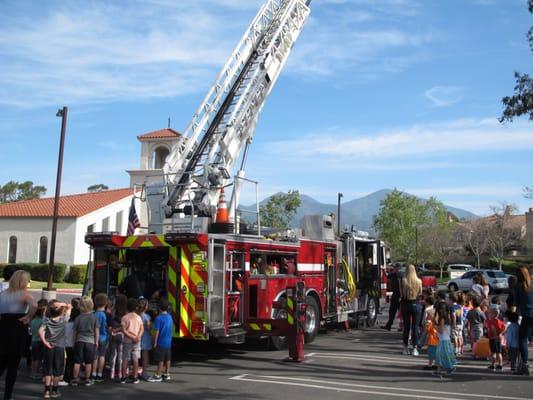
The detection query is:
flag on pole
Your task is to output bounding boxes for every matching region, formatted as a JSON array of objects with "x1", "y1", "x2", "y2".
[{"x1": 127, "y1": 197, "x2": 140, "y2": 235}]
